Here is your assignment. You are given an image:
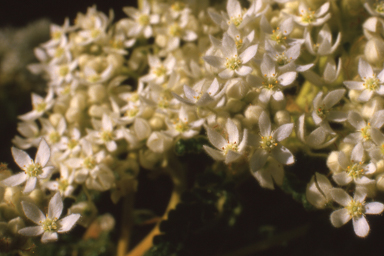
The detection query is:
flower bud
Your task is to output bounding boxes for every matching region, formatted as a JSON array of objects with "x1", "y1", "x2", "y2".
[
  {"x1": 139, "y1": 149, "x2": 163, "y2": 170},
  {"x1": 274, "y1": 110, "x2": 291, "y2": 126},
  {"x1": 306, "y1": 173, "x2": 333, "y2": 209},
  {"x1": 49, "y1": 113, "x2": 64, "y2": 127},
  {"x1": 149, "y1": 115, "x2": 165, "y2": 130},
  {"x1": 88, "y1": 84, "x2": 106, "y2": 103},
  {"x1": 88, "y1": 104, "x2": 108, "y2": 118},
  {"x1": 7, "y1": 217, "x2": 25, "y2": 235},
  {"x1": 376, "y1": 159, "x2": 384, "y2": 174},
  {"x1": 146, "y1": 131, "x2": 173, "y2": 153},
  {"x1": 364, "y1": 37, "x2": 384, "y2": 65},
  {"x1": 348, "y1": 89, "x2": 360, "y2": 102},
  {"x1": 65, "y1": 107, "x2": 82, "y2": 123},
  {"x1": 226, "y1": 79, "x2": 247, "y2": 99},
  {"x1": 326, "y1": 151, "x2": 342, "y2": 173},
  {"x1": 98, "y1": 213, "x2": 115, "y2": 232},
  {"x1": 361, "y1": 96, "x2": 384, "y2": 119},
  {"x1": 339, "y1": 142, "x2": 353, "y2": 157},
  {"x1": 70, "y1": 92, "x2": 87, "y2": 110},
  {"x1": 244, "y1": 105, "x2": 264, "y2": 124},
  {"x1": 69, "y1": 201, "x2": 97, "y2": 227},
  {"x1": 226, "y1": 98, "x2": 245, "y2": 113}
]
